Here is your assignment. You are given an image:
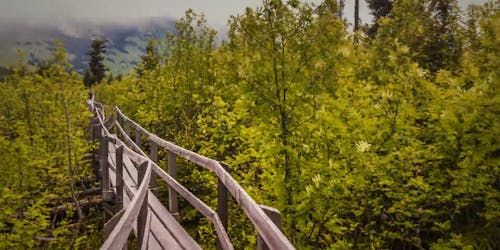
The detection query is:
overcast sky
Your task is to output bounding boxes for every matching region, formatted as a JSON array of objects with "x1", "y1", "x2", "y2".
[{"x1": 0, "y1": 0, "x2": 489, "y2": 30}]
